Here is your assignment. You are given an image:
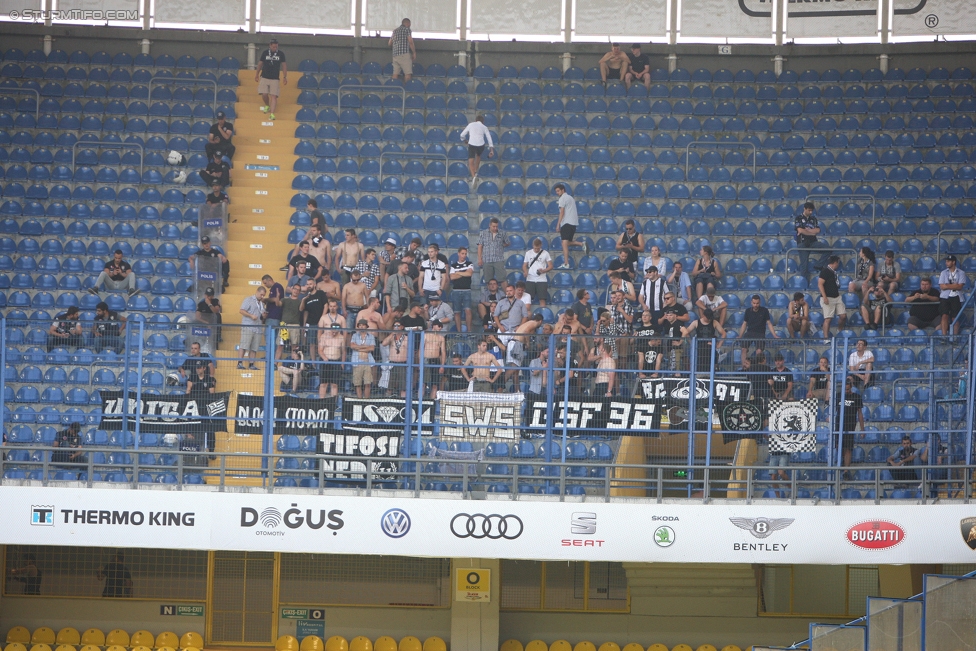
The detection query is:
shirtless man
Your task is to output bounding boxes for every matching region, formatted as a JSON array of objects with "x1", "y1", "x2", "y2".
[
  {"x1": 599, "y1": 43, "x2": 629, "y2": 86},
  {"x1": 341, "y1": 269, "x2": 370, "y2": 326},
  {"x1": 383, "y1": 320, "x2": 410, "y2": 397},
  {"x1": 422, "y1": 320, "x2": 447, "y2": 399},
  {"x1": 318, "y1": 273, "x2": 341, "y2": 303},
  {"x1": 504, "y1": 313, "x2": 544, "y2": 390},
  {"x1": 464, "y1": 339, "x2": 502, "y2": 393},
  {"x1": 305, "y1": 224, "x2": 332, "y2": 272},
  {"x1": 553, "y1": 307, "x2": 587, "y2": 335},
  {"x1": 357, "y1": 295, "x2": 385, "y2": 330},
  {"x1": 317, "y1": 299, "x2": 346, "y2": 397},
  {"x1": 333, "y1": 228, "x2": 365, "y2": 282}
]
